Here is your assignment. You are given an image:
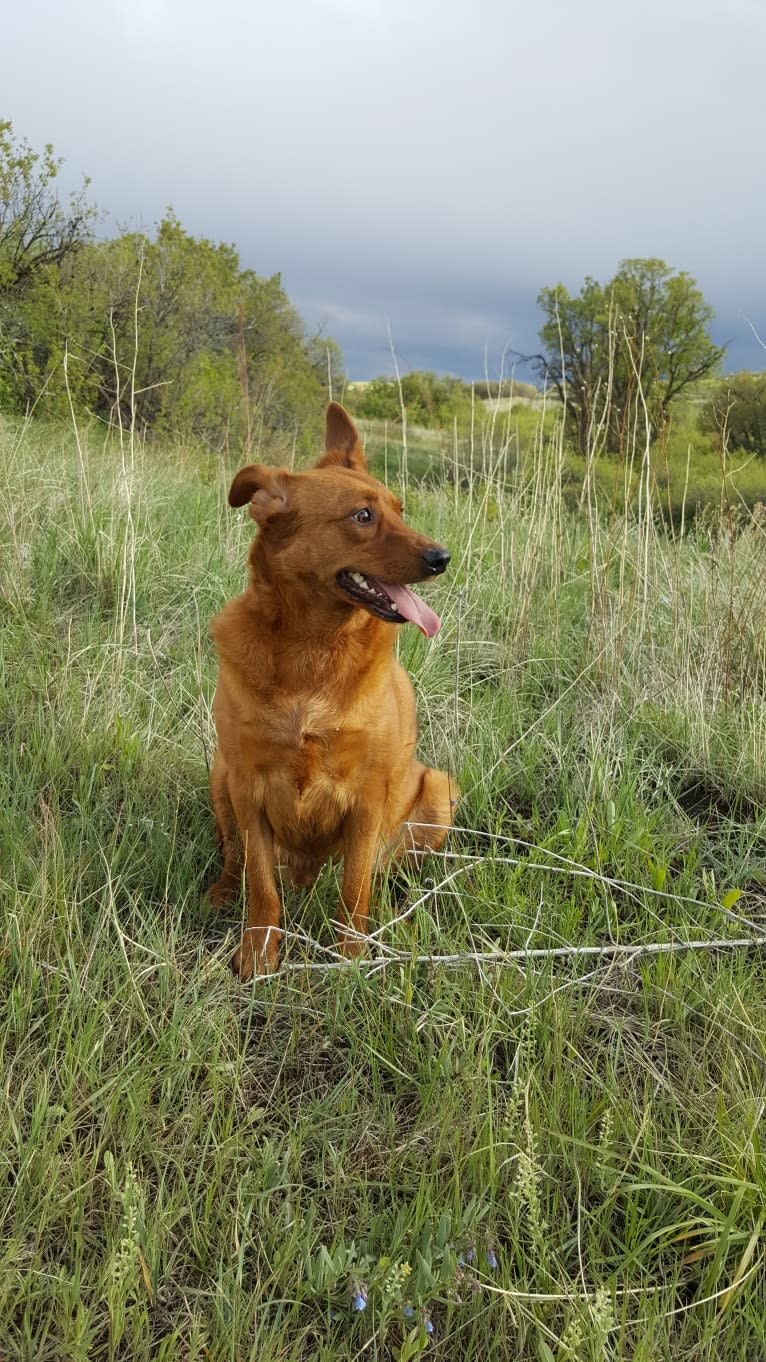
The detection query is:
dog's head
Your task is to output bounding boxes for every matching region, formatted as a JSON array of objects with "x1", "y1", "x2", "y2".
[{"x1": 228, "y1": 404, "x2": 450, "y2": 636}]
